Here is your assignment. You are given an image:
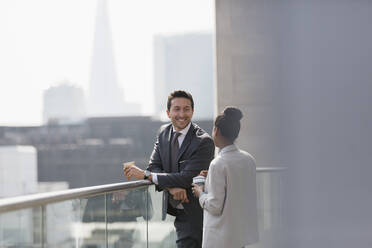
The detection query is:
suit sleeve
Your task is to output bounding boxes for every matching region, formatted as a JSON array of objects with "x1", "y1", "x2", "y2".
[
  {"x1": 146, "y1": 135, "x2": 163, "y2": 173},
  {"x1": 146, "y1": 134, "x2": 167, "y2": 191},
  {"x1": 199, "y1": 159, "x2": 227, "y2": 216},
  {"x1": 156, "y1": 137, "x2": 215, "y2": 188}
]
